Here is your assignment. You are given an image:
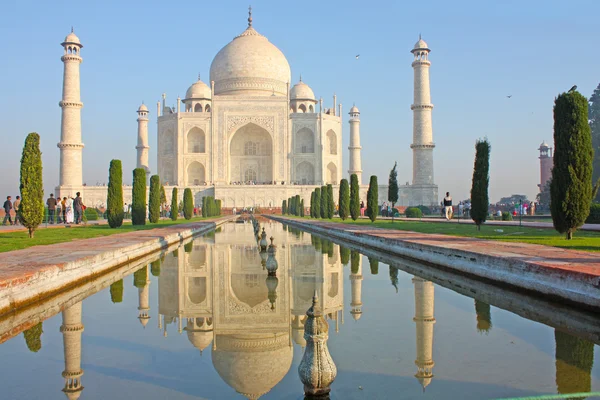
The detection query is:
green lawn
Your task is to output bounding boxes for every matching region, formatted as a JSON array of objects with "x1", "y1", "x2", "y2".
[
  {"x1": 0, "y1": 217, "x2": 213, "y2": 253},
  {"x1": 284, "y1": 216, "x2": 600, "y2": 252}
]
